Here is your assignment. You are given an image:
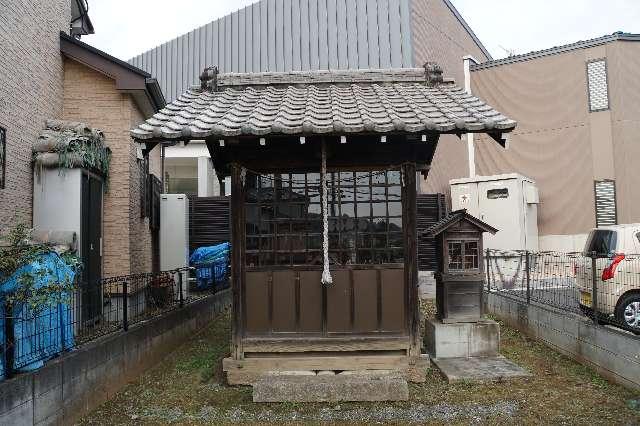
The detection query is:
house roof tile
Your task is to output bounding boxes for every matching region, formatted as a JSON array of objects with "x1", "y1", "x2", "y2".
[{"x1": 130, "y1": 67, "x2": 516, "y2": 141}]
